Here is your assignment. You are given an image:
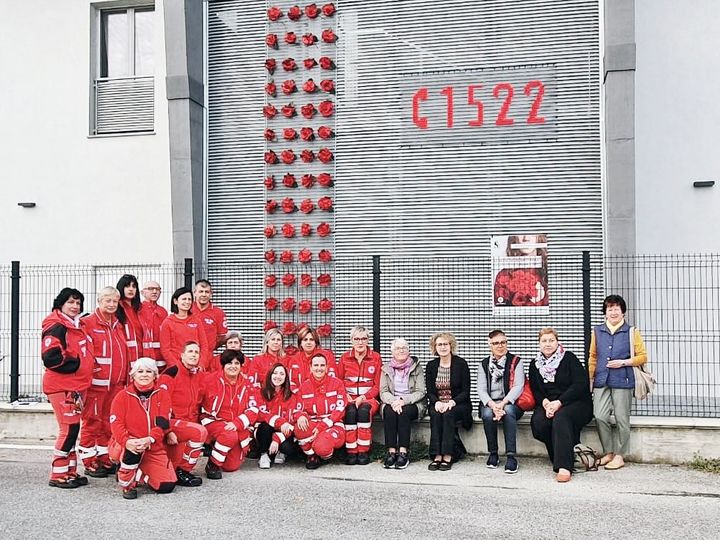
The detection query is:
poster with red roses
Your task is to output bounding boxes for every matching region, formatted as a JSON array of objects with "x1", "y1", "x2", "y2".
[{"x1": 491, "y1": 234, "x2": 549, "y2": 315}]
